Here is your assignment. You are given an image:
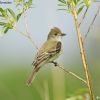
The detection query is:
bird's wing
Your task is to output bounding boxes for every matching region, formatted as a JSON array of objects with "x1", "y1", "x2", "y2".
[
  {"x1": 48, "y1": 41, "x2": 61, "y2": 55},
  {"x1": 33, "y1": 40, "x2": 62, "y2": 68}
]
